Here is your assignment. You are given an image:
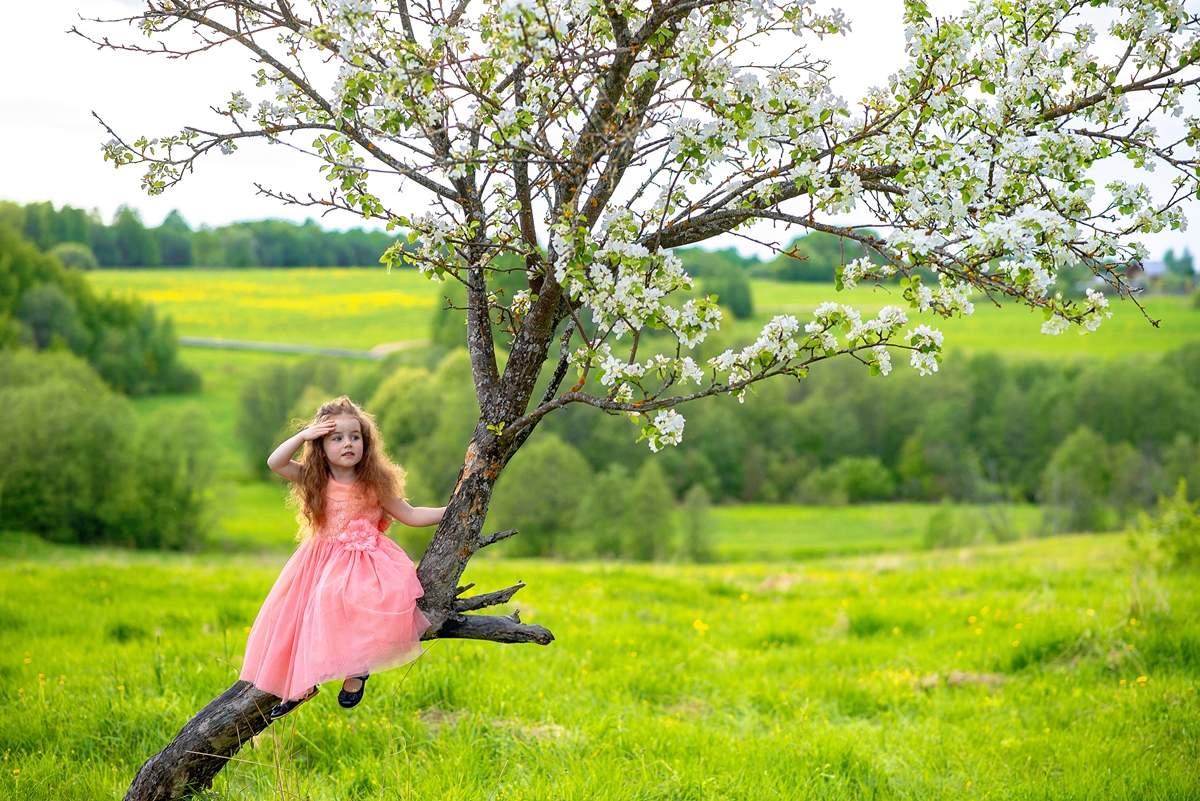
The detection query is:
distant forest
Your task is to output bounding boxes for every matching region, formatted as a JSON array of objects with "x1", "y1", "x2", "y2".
[
  {"x1": 0, "y1": 199, "x2": 883, "y2": 281},
  {"x1": 0, "y1": 201, "x2": 402, "y2": 269}
]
